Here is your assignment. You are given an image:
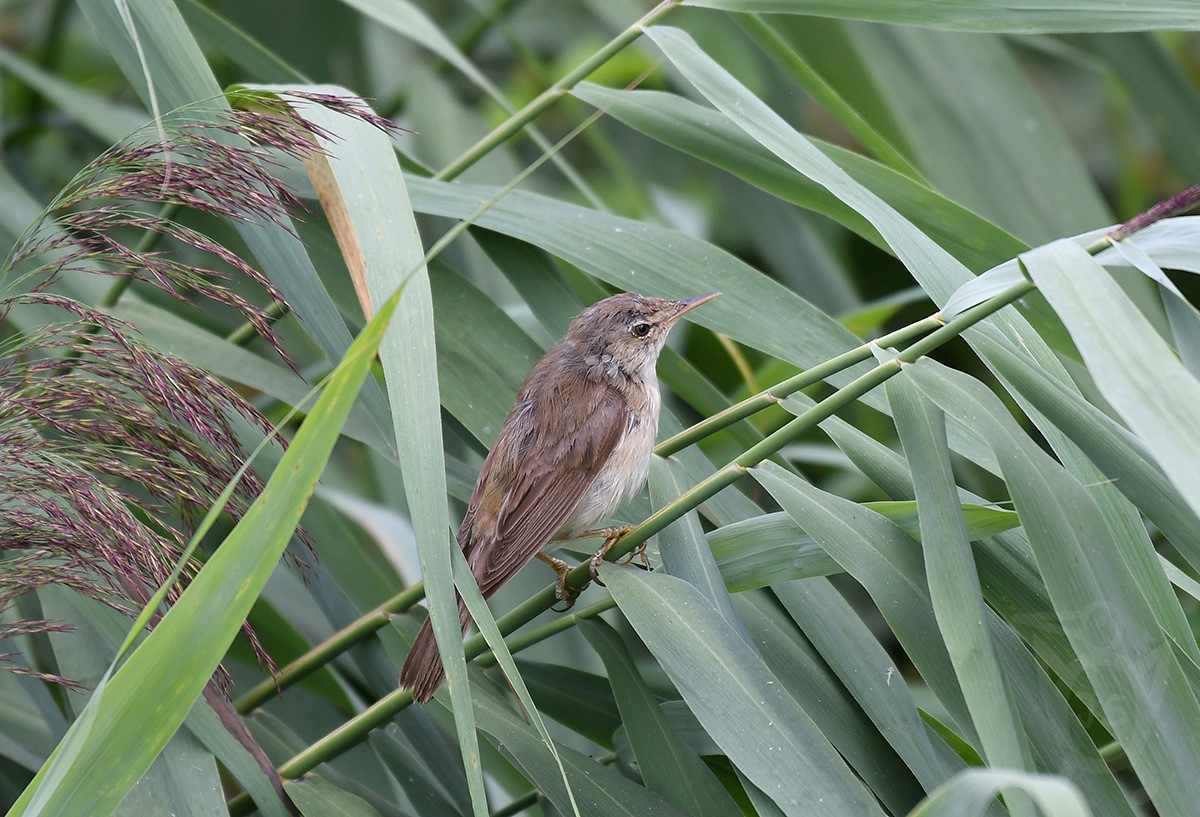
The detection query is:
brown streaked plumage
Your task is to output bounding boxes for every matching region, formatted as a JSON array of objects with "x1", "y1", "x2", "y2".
[{"x1": 399, "y1": 291, "x2": 719, "y2": 702}]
